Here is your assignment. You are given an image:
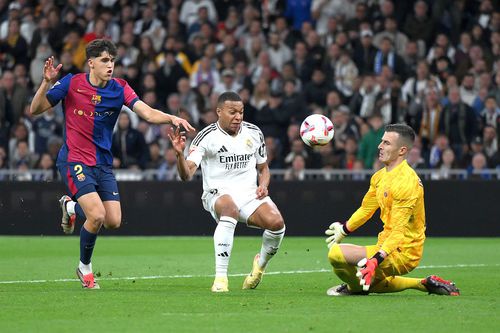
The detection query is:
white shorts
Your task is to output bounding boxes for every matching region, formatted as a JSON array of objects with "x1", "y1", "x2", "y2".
[{"x1": 201, "y1": 188, "x2": 274, "y2": 223}]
